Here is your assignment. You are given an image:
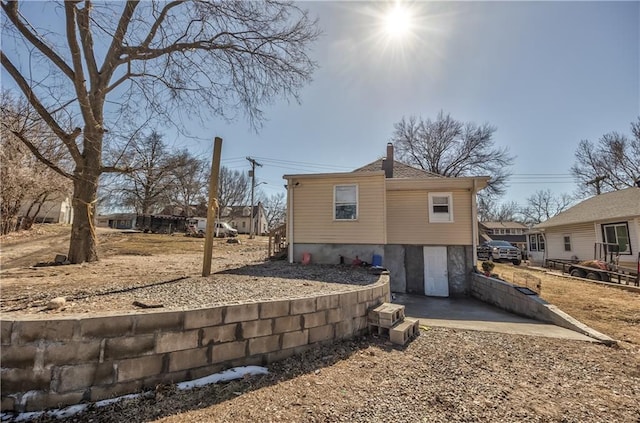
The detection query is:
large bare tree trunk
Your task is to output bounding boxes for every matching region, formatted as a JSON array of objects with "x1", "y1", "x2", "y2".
[{"x1": 68, "y1": 129, "x2": 101, "y2": 263}]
